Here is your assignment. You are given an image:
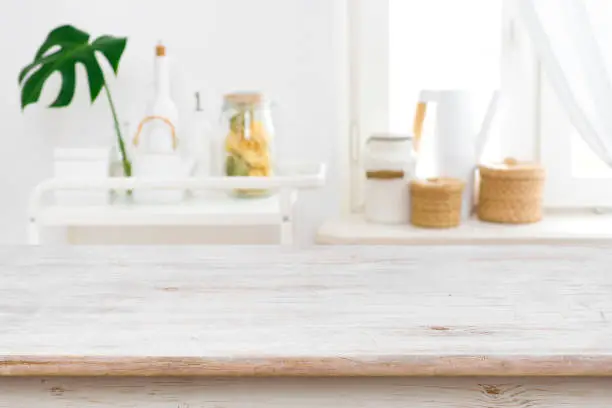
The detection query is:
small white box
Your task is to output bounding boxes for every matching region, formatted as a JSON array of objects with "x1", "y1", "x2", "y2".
[{"x1": 53, "y1": 147, "x2": 112, "y2": 206}]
